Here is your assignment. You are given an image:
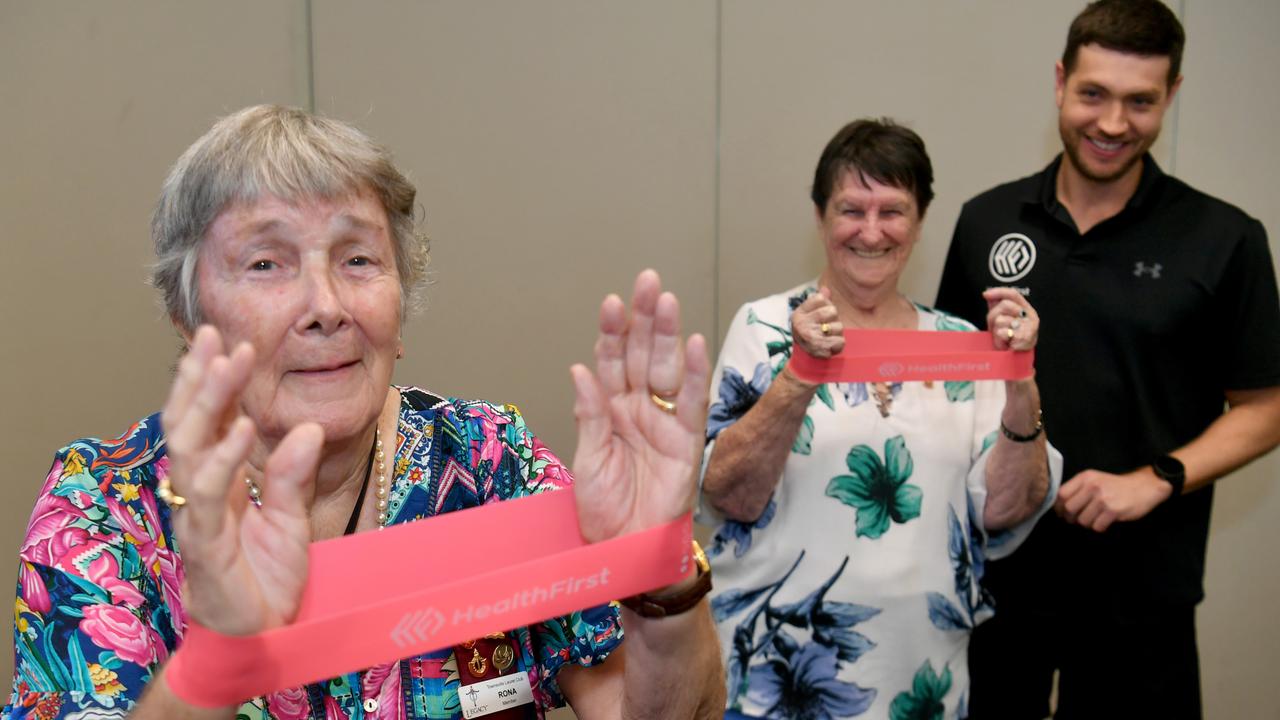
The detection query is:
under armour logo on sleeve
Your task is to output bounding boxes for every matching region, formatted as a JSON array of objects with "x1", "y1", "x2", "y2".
[{"x1": 1134, "y1": 261, "x2": 1163, "y2": 279}]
